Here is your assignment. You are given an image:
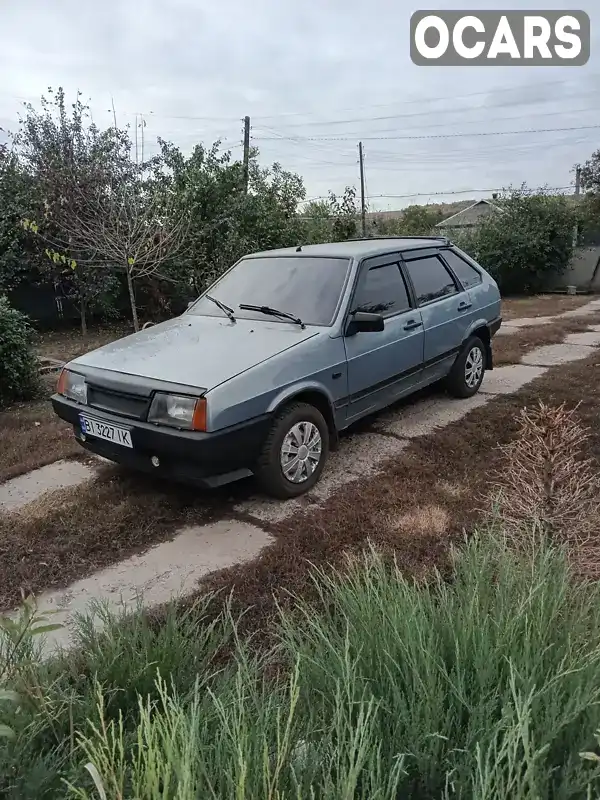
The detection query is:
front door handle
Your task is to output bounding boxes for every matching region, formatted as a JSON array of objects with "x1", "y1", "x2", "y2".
[
  {"x1": 404, "y1": 319, "x2": 422, "y2": 331},
  {"x1": 458, "y1": 301, "x2": 472, "y2": 311}
]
